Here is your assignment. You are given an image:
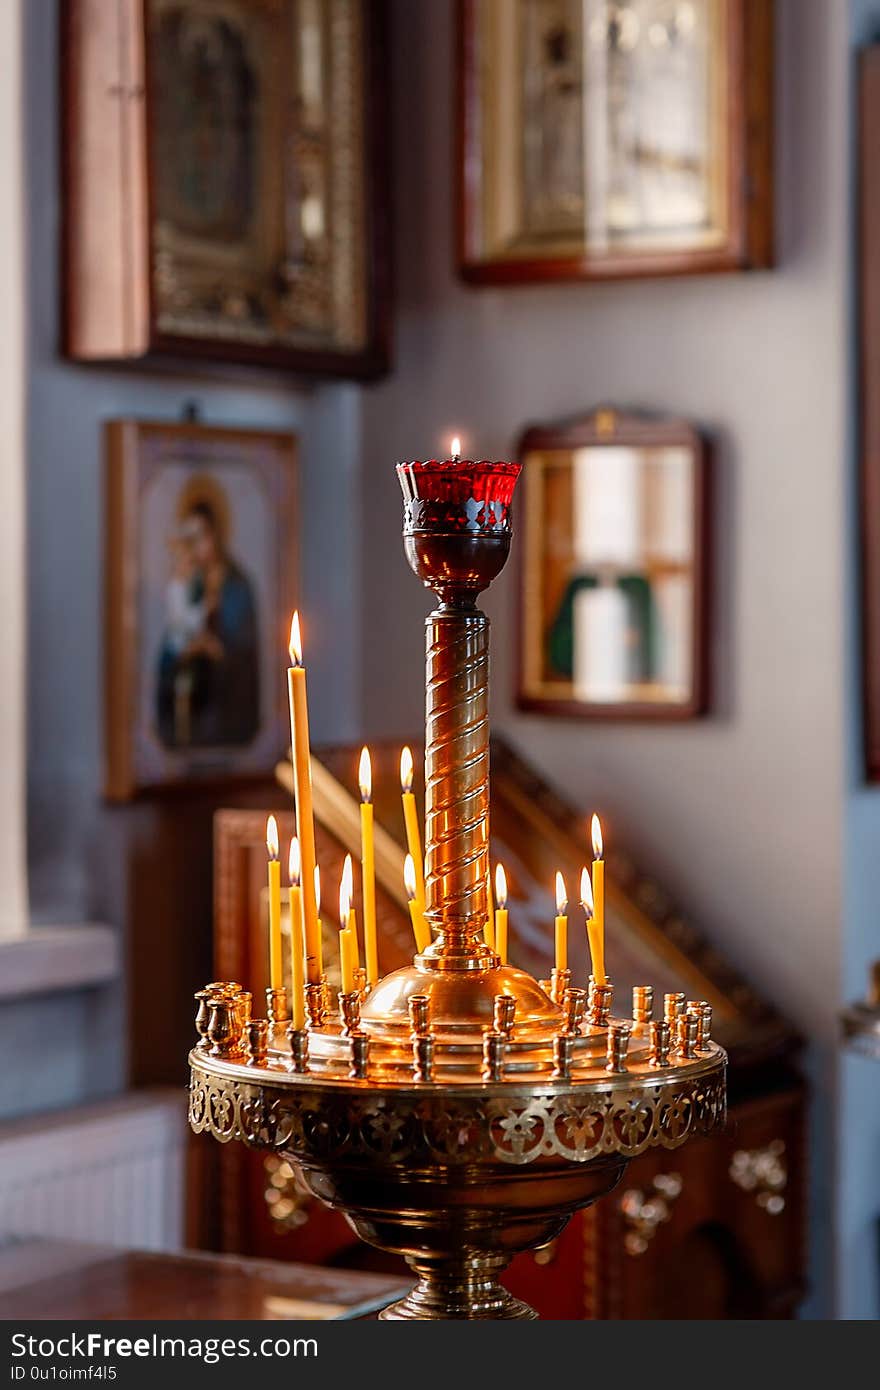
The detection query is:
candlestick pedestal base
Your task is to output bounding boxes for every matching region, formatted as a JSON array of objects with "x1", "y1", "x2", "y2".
[{"x1": 380, "y1": 1257, "x2": 537, "y2": 1321}]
